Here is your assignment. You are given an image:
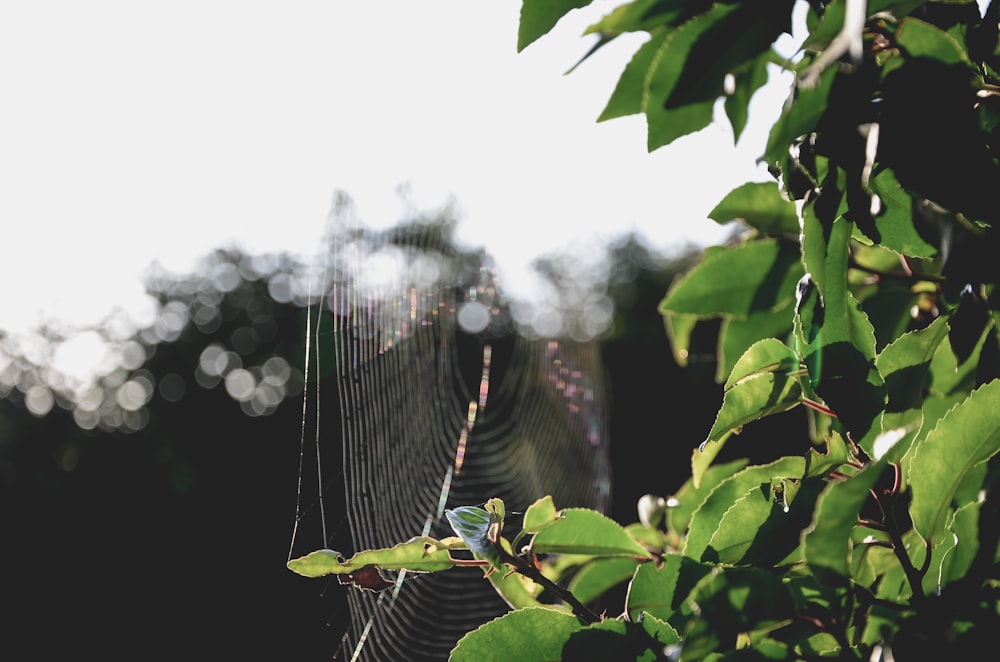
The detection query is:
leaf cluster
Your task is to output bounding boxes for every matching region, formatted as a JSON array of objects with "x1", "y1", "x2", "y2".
[{"x1": 291, "y1": 1, "x2": 1000, "y2": 659}]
